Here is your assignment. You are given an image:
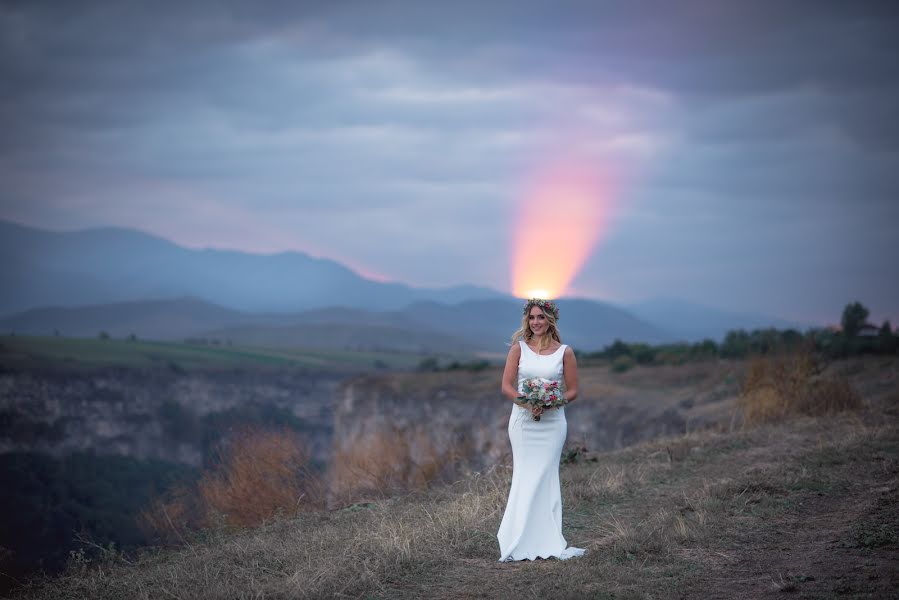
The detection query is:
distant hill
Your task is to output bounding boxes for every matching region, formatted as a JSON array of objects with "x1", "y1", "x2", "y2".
[
  {"x1": 0, "y1": 297, "x2": 479, "y2": 352},
  {"x1": 0, "y1": 297, "x2": 673, "y2": 352},
  {"x1": 0, "y1": 297, "x2": 254, "y2": 340},
  {"x1": 5, "y1": 219, "x2": 816, "y2": 349},
  {"x1": 399, "y1": 298, "x2": 672, "y2": 352},
  {"x1": 202, "y1": 322, "x2": 480, "y2": 354},
  {"x1": 1, "y1": 220, "x2": 808, "y2": 348},
  {"x1": 626, "y1": 297, "x2": 812, "y2": 342},
  {"x1": 0, "y1": 220, "x2": 507, "y2": 316}
]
